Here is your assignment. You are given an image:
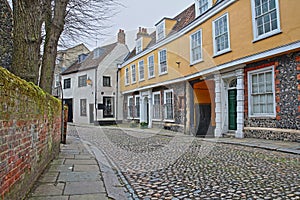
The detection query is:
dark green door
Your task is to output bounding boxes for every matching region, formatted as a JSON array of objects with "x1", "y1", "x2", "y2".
[{"x1": 228, "y1": 89, "x2": 237, "y2": 130}]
